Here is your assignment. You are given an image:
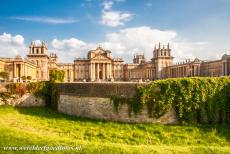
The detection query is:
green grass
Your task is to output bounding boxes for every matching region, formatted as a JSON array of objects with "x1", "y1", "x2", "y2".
[{"x1": 0, "y1": 106, "x2": 230, "y2": 153}]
